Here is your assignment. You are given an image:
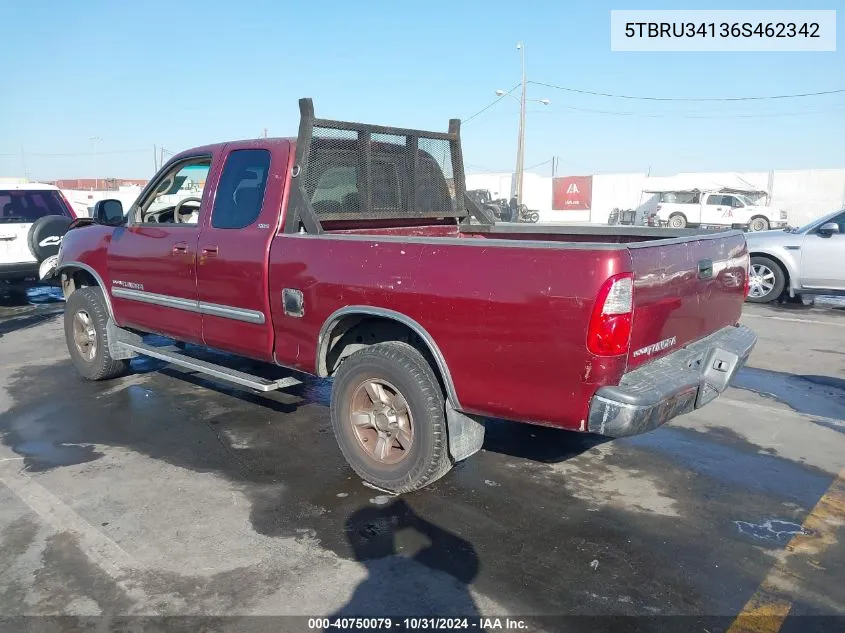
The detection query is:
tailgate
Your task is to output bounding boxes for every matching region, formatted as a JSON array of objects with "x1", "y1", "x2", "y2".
[{"x1": 626, "y1": 232, "x2": 748, "y2": 370}]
